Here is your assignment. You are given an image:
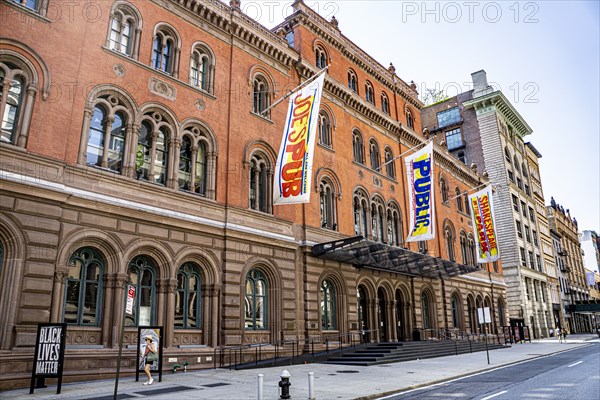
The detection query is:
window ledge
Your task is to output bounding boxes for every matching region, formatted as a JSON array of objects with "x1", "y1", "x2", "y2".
[
  {"x1": 317, "y1": 143, "x2": 335, "y2": 153},
  {"x1": 249, "y1": 111, "x2": 274, "y2": 124},
  {"x1": 3, "y1": 1, "x2": 50, "y2": 23}
]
